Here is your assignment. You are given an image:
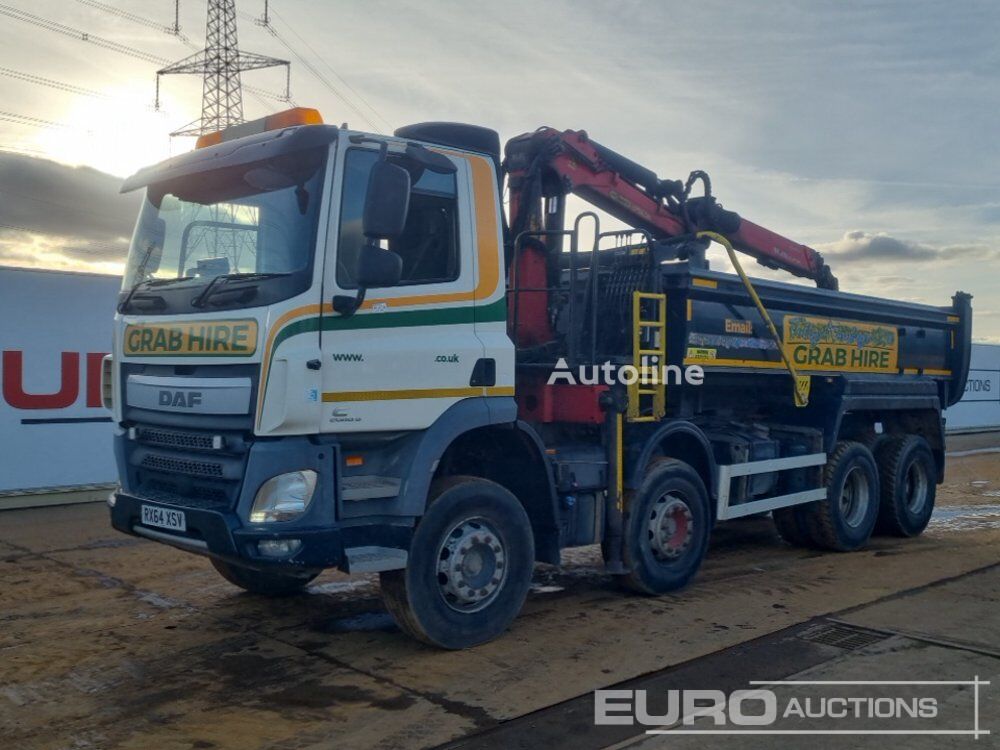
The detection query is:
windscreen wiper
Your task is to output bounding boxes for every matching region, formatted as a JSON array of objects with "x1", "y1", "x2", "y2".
[
  {"x1": 117, "y1": 276, "x2": 194, "y2": 313},
  {"x1": 190, "y1": 272, "x2": 291, "y2": 308}
]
